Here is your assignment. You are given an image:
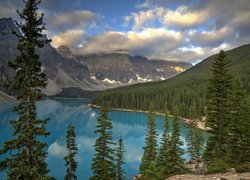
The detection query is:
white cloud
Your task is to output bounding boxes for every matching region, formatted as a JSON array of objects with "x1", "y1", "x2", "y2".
[
  {"x1": 46, "y1": 10, "x2": 99, "y2": 33},
  {"x1": 48, "y1": 141, "x2": 67, "y2": 158},
  {"x1": 51, "y1": 29, "x2": 85, "y2": 48},
  {"x1": 163, "y1": 6, "x2": 208, "y2": 29},
  {"x1": 124, "y1": 7, "x2": 166, "y2": 31},
  {"x1": 124, "y1": 5, "x2": 208, "y2": 31},
  {"x1": 79, "y1": 28, "x2": 183, "y2": 59},
  {"x1": 188, "y1": 27, "x2": 234, "y2": 47}
]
